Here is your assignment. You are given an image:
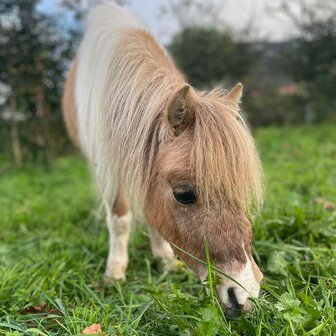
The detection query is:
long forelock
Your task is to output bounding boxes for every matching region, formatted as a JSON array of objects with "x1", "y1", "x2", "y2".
[{"x1": 189, "y1": 92, "x2": 263, "y2": 215}]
